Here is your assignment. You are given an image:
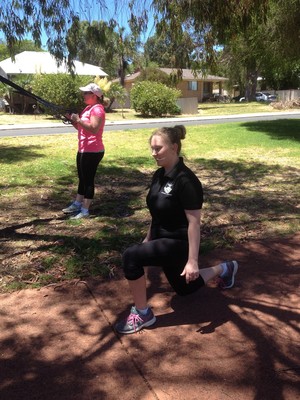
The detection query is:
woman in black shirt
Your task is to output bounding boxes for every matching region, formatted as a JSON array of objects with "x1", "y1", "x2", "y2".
[{"x1": 115, "y1": 125, "x2": 238, "y2": 334}]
